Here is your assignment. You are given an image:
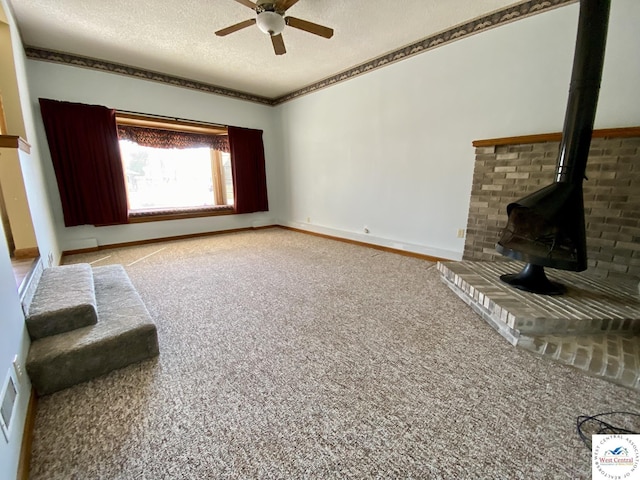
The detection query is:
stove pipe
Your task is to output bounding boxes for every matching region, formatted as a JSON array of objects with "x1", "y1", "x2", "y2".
[{"x1": 495, "y1": 0, "x2": 611, "y2": 295}]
